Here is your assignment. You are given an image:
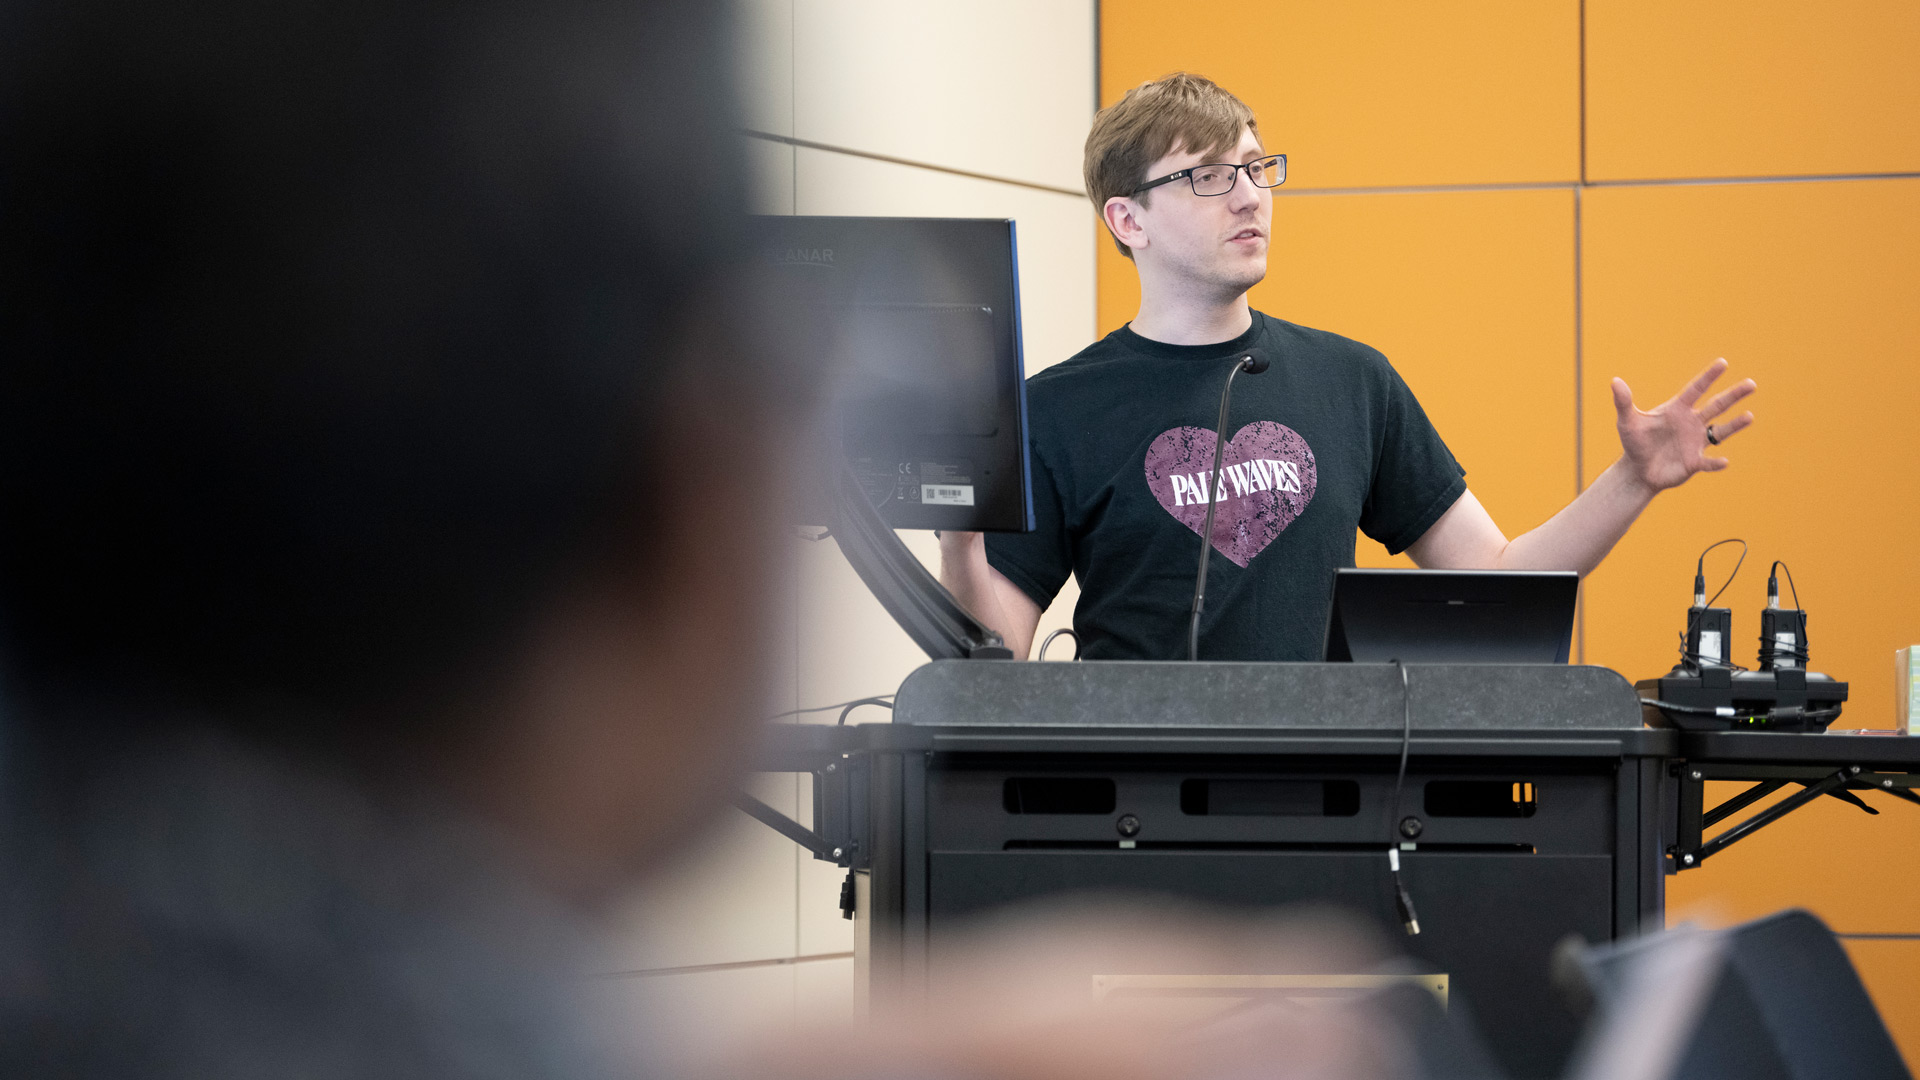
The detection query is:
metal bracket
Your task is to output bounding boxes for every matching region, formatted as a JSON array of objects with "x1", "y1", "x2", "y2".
[
  {"x1": 735, "y1": 793, "x2": 835, "y2": 858},
  {"x1": 734, "y1": 751, "x2": 870, "y2": 869},
  {"x1": 1671, "y1": 762, "x2": 1920, "y2": 871}
]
